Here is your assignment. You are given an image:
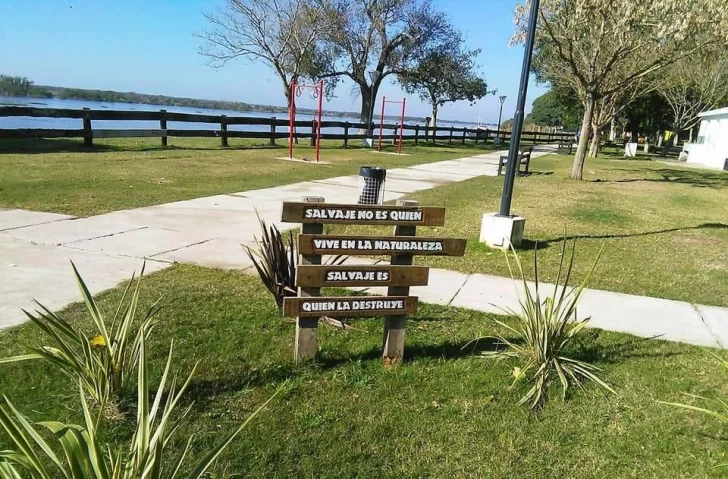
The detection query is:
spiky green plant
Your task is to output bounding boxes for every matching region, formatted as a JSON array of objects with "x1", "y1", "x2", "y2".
[
  {"x1": 244, "y1": 213, "x2": 346, "y2": 311},
  {"x1": 0, "y1": 335, "x2": 278, "y2": 478},
  {"x1": 0, "y1": 262, "x2": 160, "y2": 405},
  {"x1": 474, "y1": 238, "x2": 615, "y2": 409},
  {"x1": 660, "y1": 351, "x2": 728, "y2": 437}
]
